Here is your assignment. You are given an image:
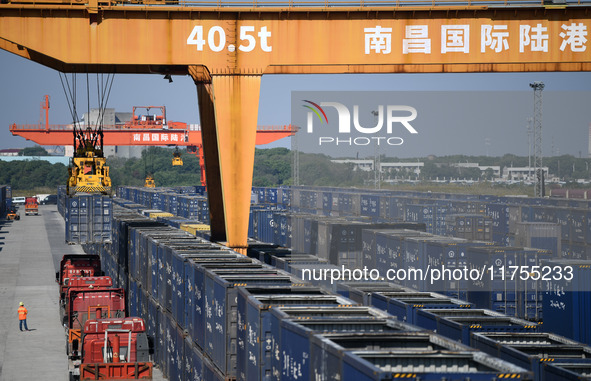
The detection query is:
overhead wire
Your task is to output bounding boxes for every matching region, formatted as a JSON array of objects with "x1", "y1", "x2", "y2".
[
  {"x1": 59, "y1": 71, "x2": 116, "y2": 150},
  {"x1": 96, "y1": 73, "x2": 115, "y2": 126},
  {"x1": 59, "y1": 70, "x2": 116, "y2": 195},
  {"x1": 94, "y1": 73, "x2": 115, "y2": 151},
  {"x1": 58, "y1": 73, "x2": 77, "y2": 125},
  {"x1": 59, "y1": 72, "x2": 83, "y2": 152},
  {"x1": 86, "y1": 72, "x2": 90, "y2": 127}
]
